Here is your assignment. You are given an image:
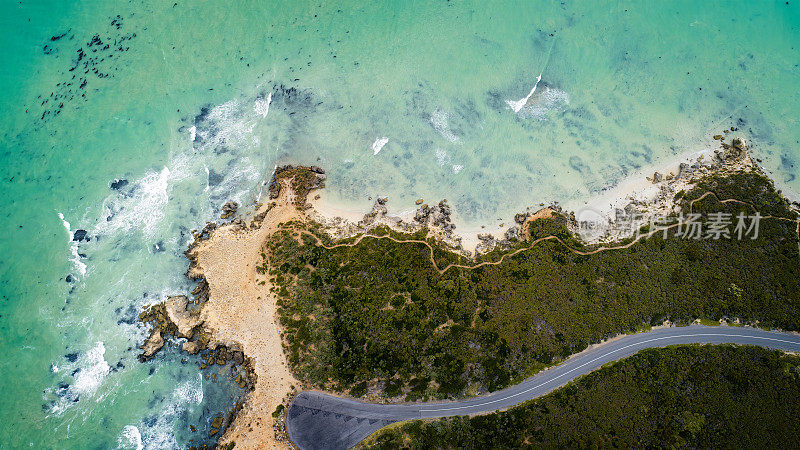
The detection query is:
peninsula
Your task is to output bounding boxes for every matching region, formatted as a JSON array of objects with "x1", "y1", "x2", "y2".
[{"x1": 138, "y1": 136, "x2": 800, "y2": 448}]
